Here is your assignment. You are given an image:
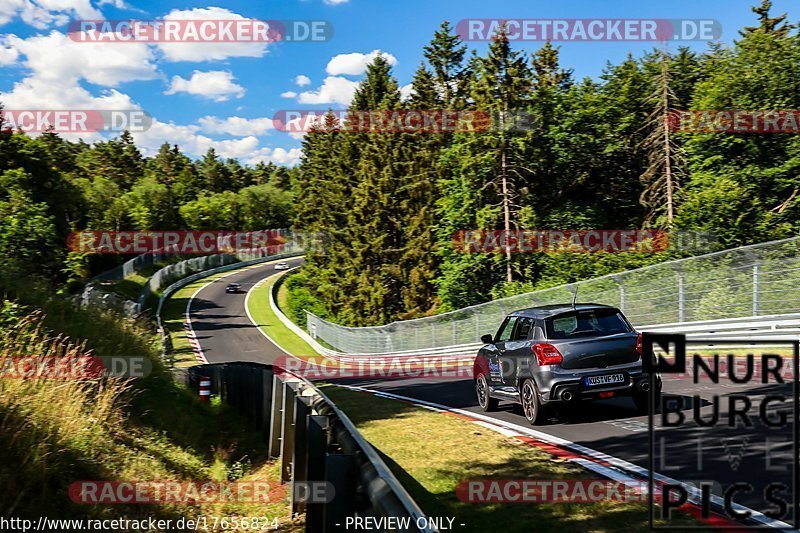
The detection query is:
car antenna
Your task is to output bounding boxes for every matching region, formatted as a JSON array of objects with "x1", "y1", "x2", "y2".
[{"x1": 572, "y1": 287, "x2": 578, "y2": 310}]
